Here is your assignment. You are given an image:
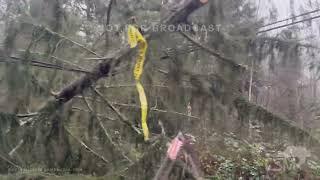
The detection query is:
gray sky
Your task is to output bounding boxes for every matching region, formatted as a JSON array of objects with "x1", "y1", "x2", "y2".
[
  {"x1": 259, "y1": 0, "x2": 308, "y2": 19},
  {"x1": 259, "y1": 0, "x2": 291, "y2": 19},
  {"x1": 257, "y1": 0, "x2": 320, "y2": 41}
]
